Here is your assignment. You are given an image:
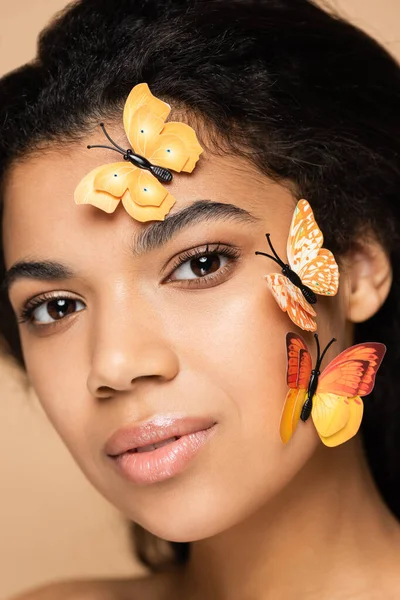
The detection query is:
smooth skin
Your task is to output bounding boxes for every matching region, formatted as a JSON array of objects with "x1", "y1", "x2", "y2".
[{"x1": 4, "y1": 124, "x2": 399, "y2": 600}]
